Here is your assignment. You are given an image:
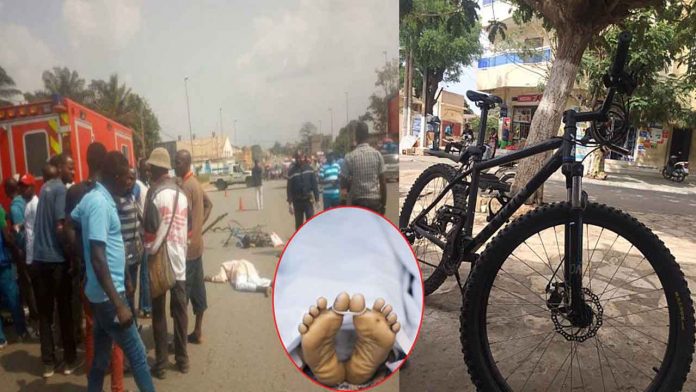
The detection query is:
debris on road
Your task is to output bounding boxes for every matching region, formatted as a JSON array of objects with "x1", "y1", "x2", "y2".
[
  {"x1": 205, "y1": 259, "x2": 273, "y2": 296},
  {"x1": 209, "y1": 219, "x2": 285, "y2": 248}
]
